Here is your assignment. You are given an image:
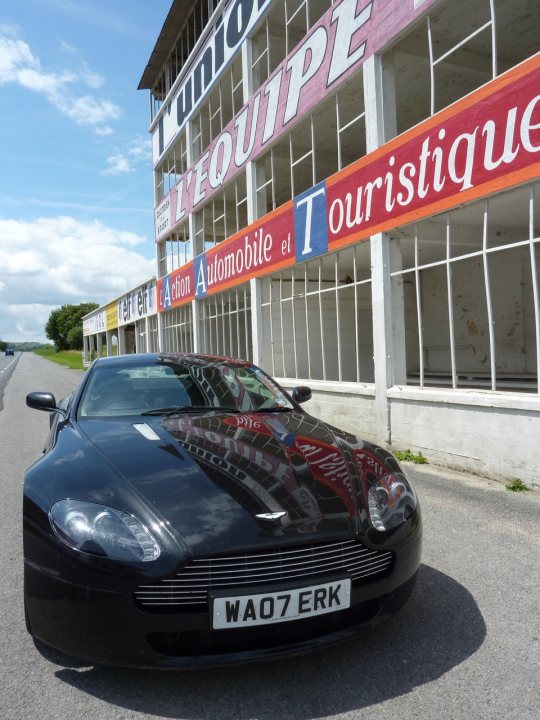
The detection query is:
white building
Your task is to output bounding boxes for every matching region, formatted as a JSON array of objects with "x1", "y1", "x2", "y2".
[
  {"x1": 83, "y1": 278, "x2": 159, "y2": 359},
  {"x1": 84, "y1": 0, "x2": 540, "y2": 487}
]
